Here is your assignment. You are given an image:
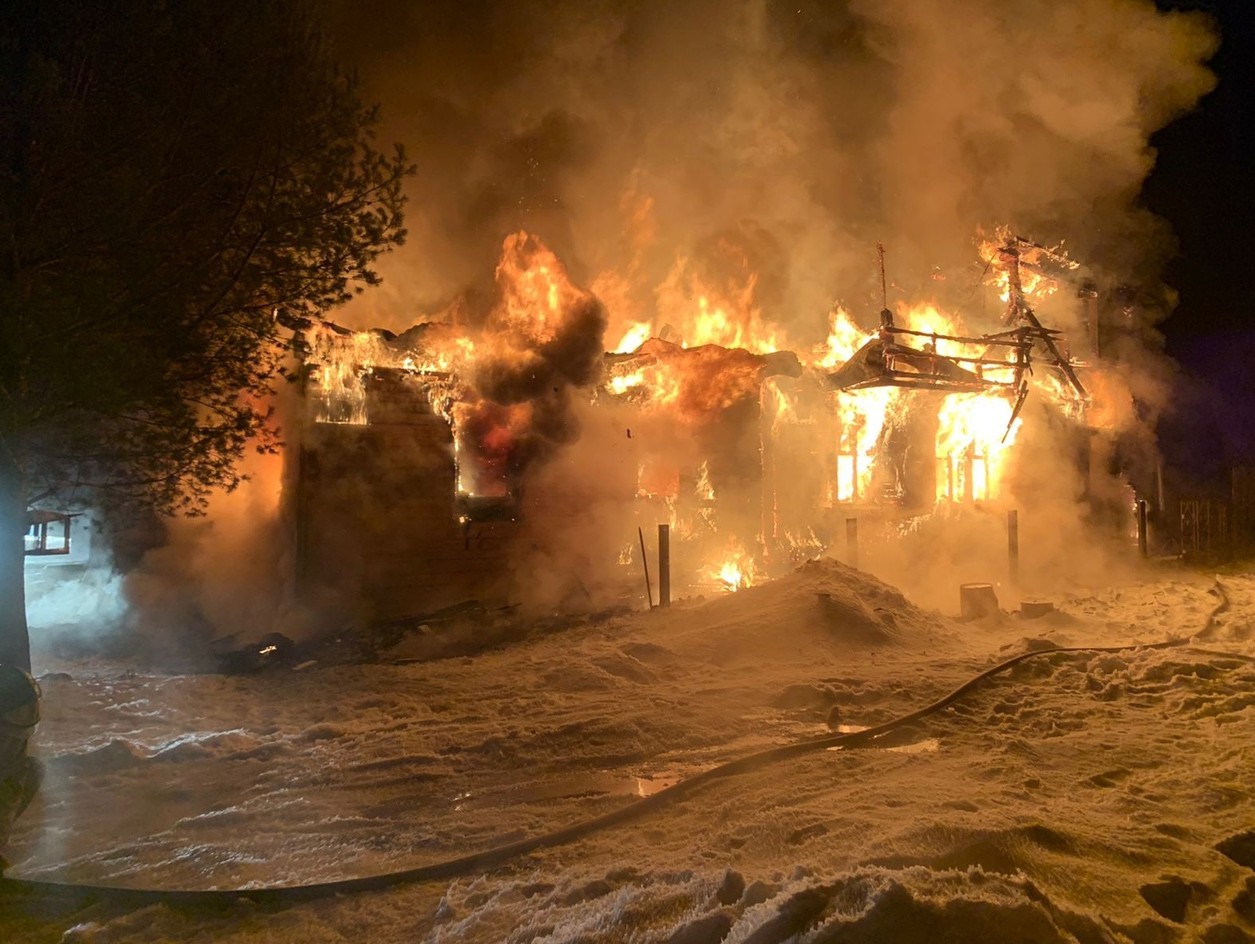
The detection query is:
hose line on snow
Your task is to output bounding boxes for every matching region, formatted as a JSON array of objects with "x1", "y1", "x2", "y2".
[{"x1": 1, "y1": 580, "x2": 1246, "y2": 913}]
